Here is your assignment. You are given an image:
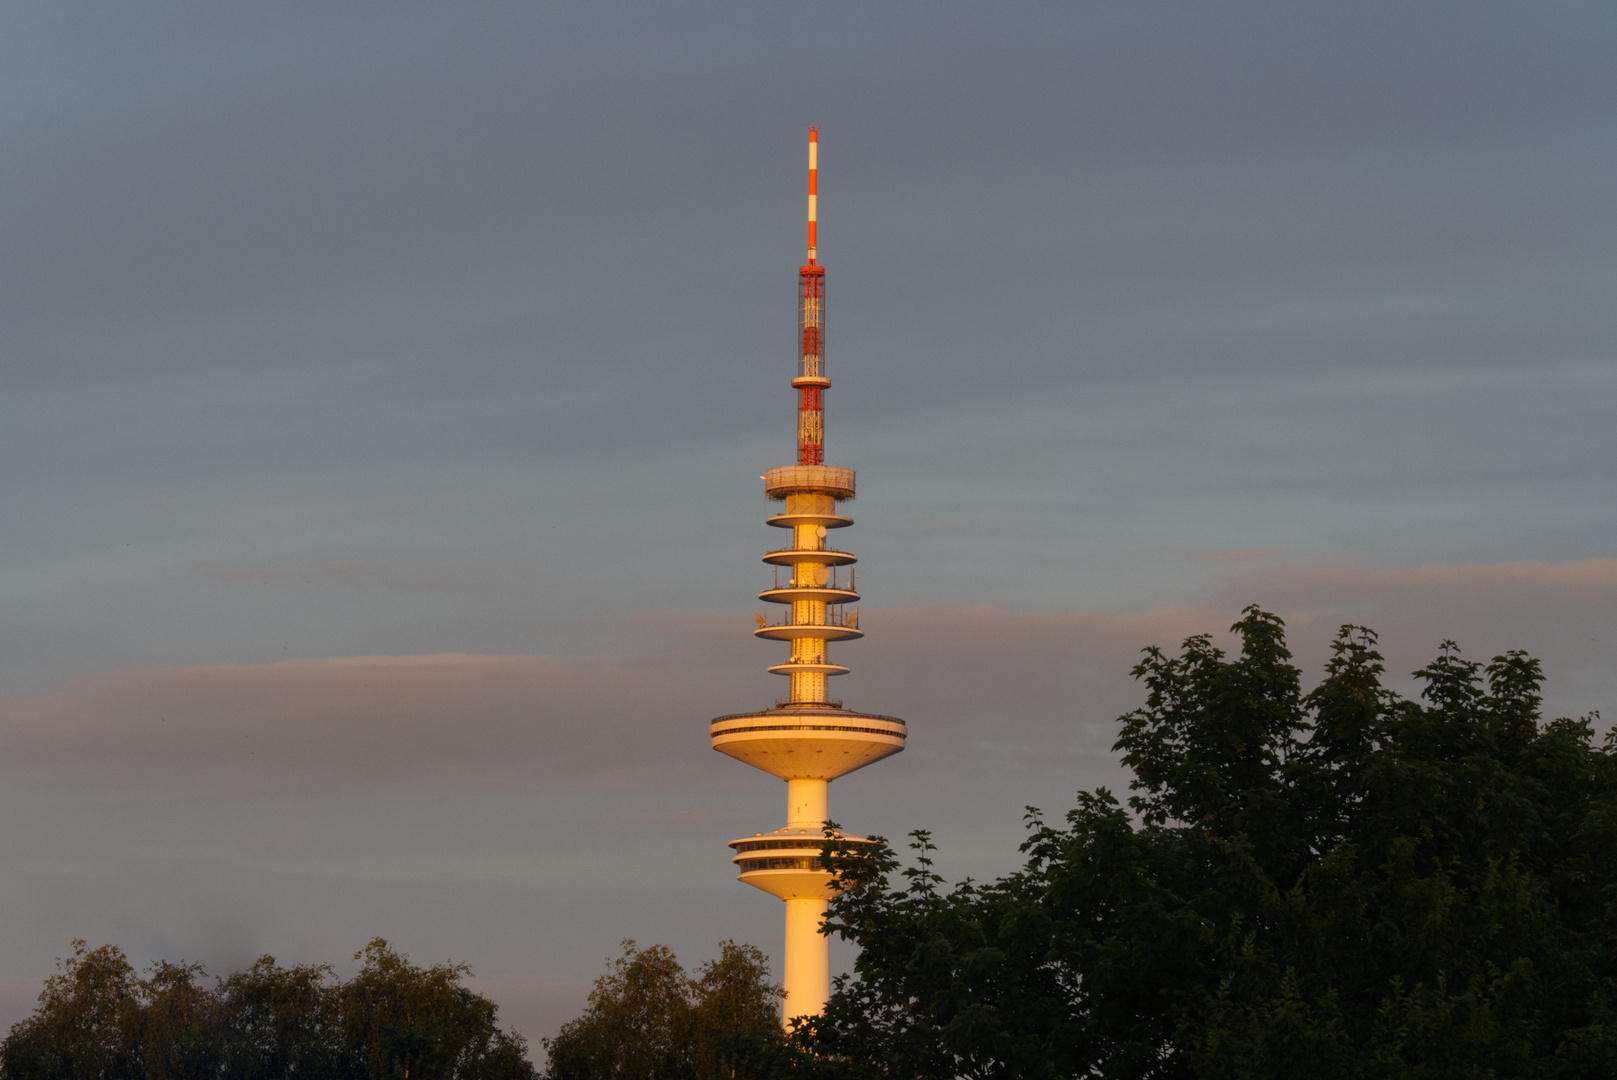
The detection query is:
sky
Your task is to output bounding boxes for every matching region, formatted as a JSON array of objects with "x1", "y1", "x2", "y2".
[{"x1": 0, "y1": 0, "x2": 1614, "y2": 1050}]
